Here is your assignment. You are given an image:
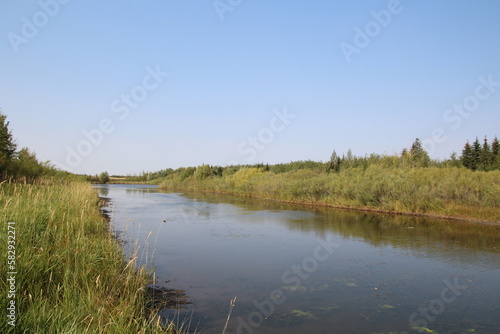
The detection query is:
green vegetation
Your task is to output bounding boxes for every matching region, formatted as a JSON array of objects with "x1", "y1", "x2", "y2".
[
  {"x1": 98, "y1": 171, "x2": 110, "y2": 184},
  {"x1": 0, "y1": 110, "x2": 94, "y2": 183},
  {"x1": 461, "y1": 136, "x2": 500, "y2": 171},
  {"x1": 0, "y1": 180, "x2": 177, "y2": 333},
  {"x1": 0, "y1": 111, "x2": 183, "y2": 332},
  {"x1": 159, "y1": 139, "x2": 500, "y2": 223}
]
